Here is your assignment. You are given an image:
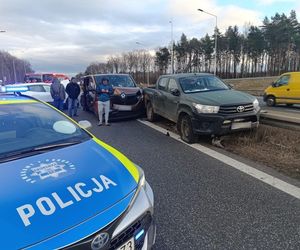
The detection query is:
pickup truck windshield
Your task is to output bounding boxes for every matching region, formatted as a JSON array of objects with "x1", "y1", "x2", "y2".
[
  {"x1": 179, "y1": 75, "x2": 229, "y2": 93},
  {"x1": 95, "y1": 75, "x2": 136, "y2": 87},
  {"x1": 0, "y1": 102, "x2": 90, "y2": 161}
]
